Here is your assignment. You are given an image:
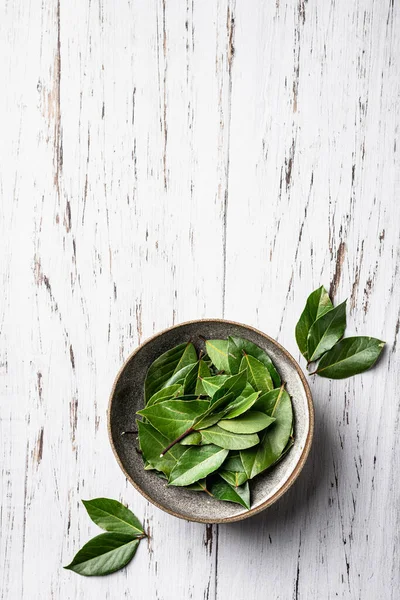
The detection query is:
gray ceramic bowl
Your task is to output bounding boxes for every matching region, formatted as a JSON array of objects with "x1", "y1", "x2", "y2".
[{"x1": 108, "y1": 319, "x2": 314, "y2": 523}]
